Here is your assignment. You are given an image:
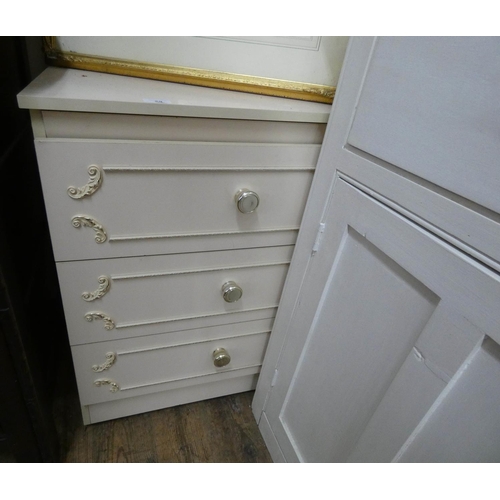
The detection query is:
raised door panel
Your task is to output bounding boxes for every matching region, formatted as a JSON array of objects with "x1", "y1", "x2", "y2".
[
  {"x1": 394, "y1": 337, "x2": 500, "y2": 463},
  {"x1": 34, "y1": 140, "x2": 318, "y2": 261},
  {"x1": 309, "y1": 37, "x2": 500, "y2": 272},
  {"x1": 346, "y1": 37, "x2": 500, "y2": 214},
  {"x1": 262, "y1": 179, "x2": 500, "y2": 462}
]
